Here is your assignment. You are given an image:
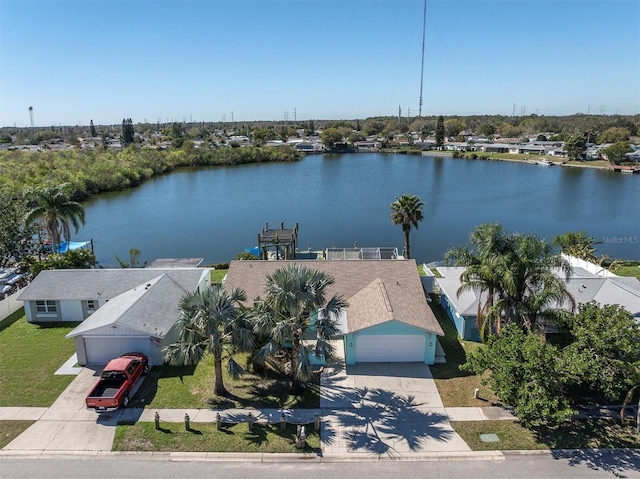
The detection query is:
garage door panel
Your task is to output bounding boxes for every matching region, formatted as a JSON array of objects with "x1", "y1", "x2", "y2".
[
  {"x1": 85, "y1": 337, "x2": 152, "y2": 365},
  {"x1": 355, "y1": 335, "x2": 425, "y2": 363}
]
